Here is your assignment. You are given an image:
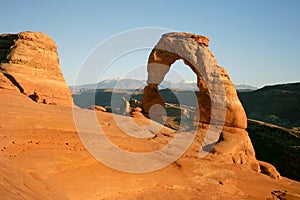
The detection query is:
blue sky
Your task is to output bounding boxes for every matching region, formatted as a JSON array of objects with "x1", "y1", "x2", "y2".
[{"x1": 0, "y1": 0, "x2": 299, "y2": 87}]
